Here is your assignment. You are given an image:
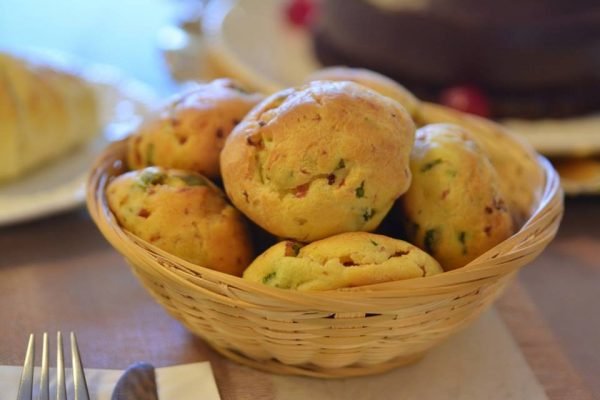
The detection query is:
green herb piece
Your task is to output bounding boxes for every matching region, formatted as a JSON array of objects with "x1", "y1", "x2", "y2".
[
  {"x1": 424, "y1": 229, "x2": 439, "y2": 254},
  {"x1": 146, "y1": 143, "x2": 155, "y2": 165},
  {"x1": 369, "y1": 239, "x2": 379, "y2": 246},
  {"x1": 356, "y1": 181, "x2": 365, "y2": 198},
  {"x1": 137, "y1": 169, "x2": 165, "y2": 188},
  {"x1": 262, "y1": 272, "x2": 277, "y2": 284},
  {"x1": 336, "y1": 159, "x2": 345, "y2": 170},
  {"x1": 420, "y1": 158, "x2": 443, "y2": 173},
  {"x1": 363, "y1": 208, "x2": 376, "y2": 222},
  {"x1": 180, "y1": 174, "x2": 208, "y2": 187}
]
